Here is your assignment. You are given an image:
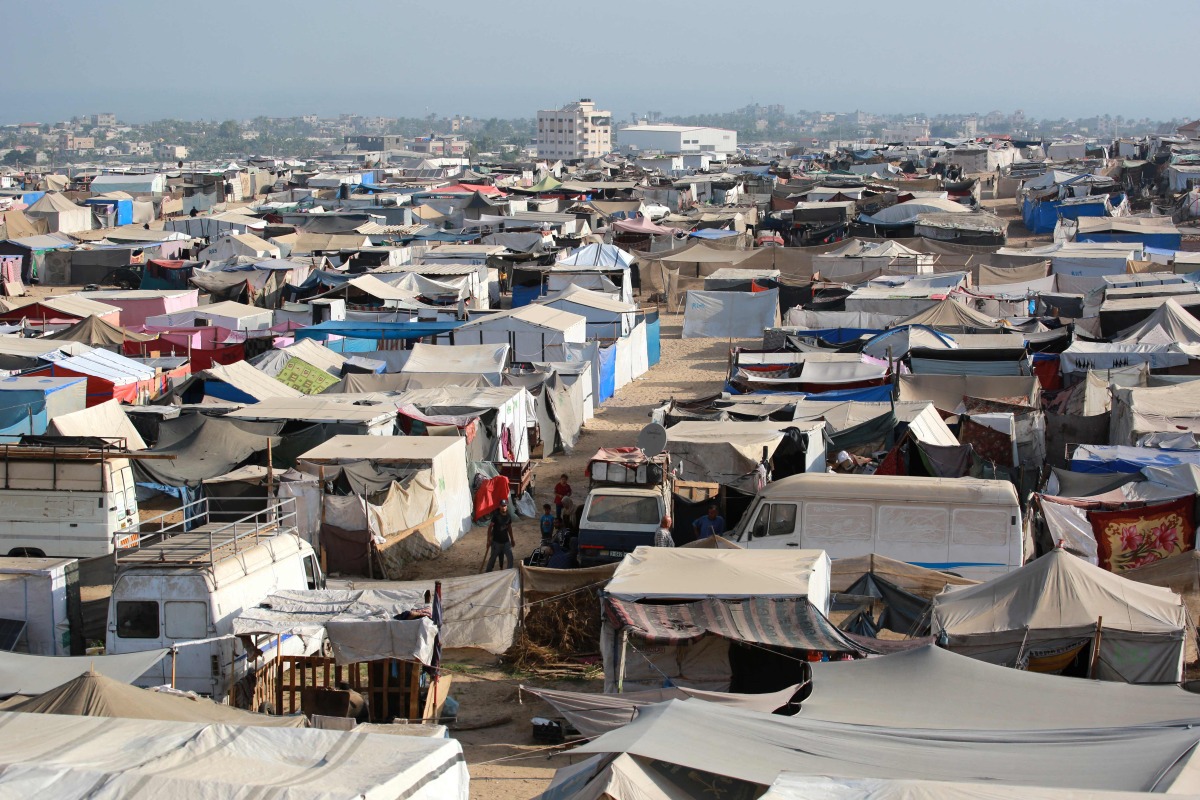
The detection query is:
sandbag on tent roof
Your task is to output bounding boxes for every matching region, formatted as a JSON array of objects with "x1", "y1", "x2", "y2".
[
  {"x1": 682, "y1": 288, "x2": 780, "y2": 339},
  {"x1": 0, "y1": 670, "x2": 305, "y2": 727},
  {"x1": 400, "y1": 342, "x2": 509, "y2": 386},
  {"x1": 45, "y1": 398, "x2": 147, "y2": 449},
  {"x1": 0, "y1": 649, "x2": 167, "y2": 696},
  {"x1": 569, "y1": 698, "x2": 1200, "y2": 793},
  {"x1": 43, "y1": 315, "x2": 154, "y2": 347},
  {"x1": 1113, "y1": 296, "x2": 1200, "y2": 345},
  {"x1": 0, "y1": 711, "x2": 469, "y2": 800},
  {"x1": 801, "y1": 644, "x2": 1200, "y2": 729},
  {"x1": 895, "y1": 298, "x2": 1002, "y2": 331},
  {"x1": 932, "y1": 549, "x2": 1192, "y2": 683}
]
